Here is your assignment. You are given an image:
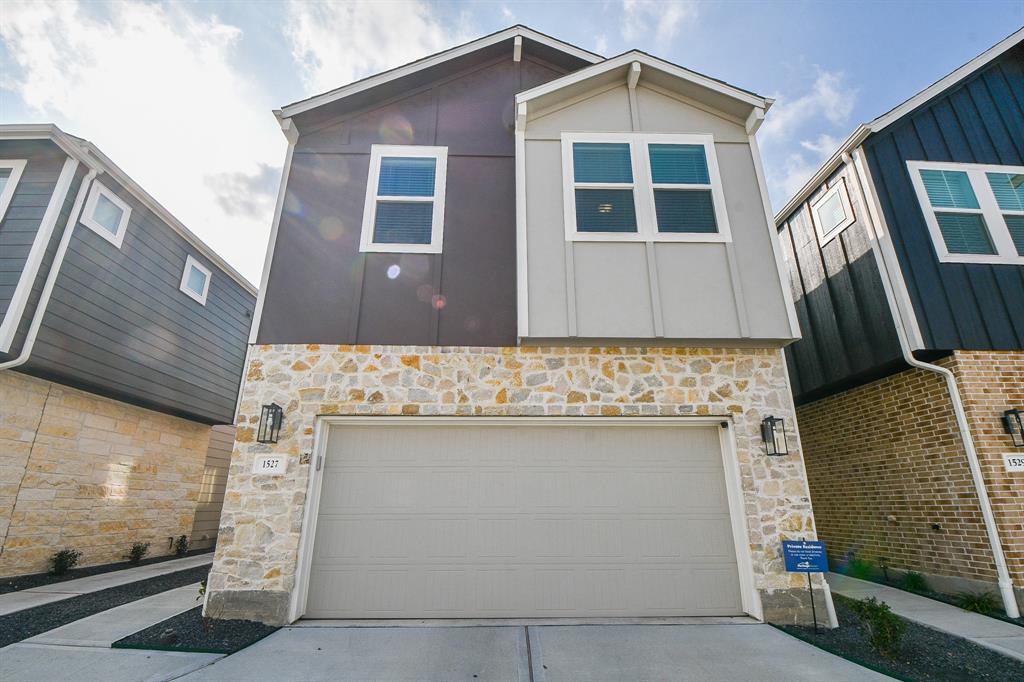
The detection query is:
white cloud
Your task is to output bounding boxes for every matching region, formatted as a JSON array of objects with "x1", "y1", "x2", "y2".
[
  {"x1": 621, "y1": 0, "x2": 698, "y2": 45},
  {"x1": 285, "y1": 0, "x2": 474, "y2": 96},
  {"x1": 0, "y1": 1, "x2": 283, "y2": 285},
  {"x1": 594, "y1": 34, "x2": 608, "y2": 54},
  {"x1": 758, "y1": 69, "x2": 858, "y2": 209},
  {"x1": 501, "y1": 5, "x2": 515, "y2": 22}
]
